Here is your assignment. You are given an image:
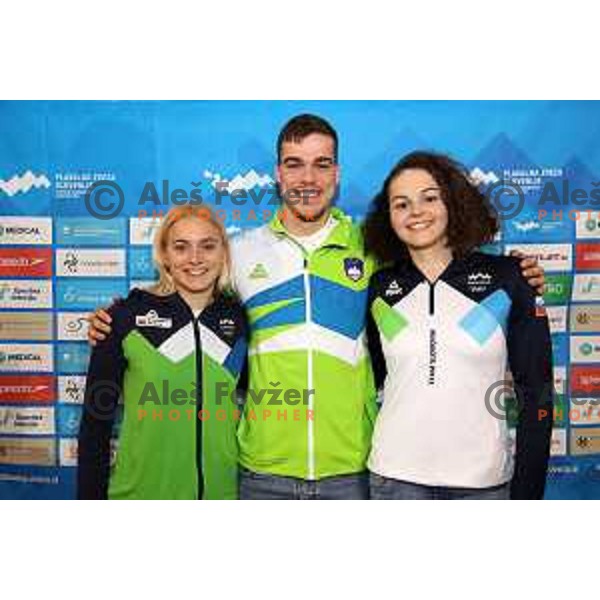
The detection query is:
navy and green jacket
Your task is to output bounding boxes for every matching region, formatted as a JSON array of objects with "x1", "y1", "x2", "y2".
[{"x1": 78, "y1": 288, "x2": 247, "y2": 500}]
